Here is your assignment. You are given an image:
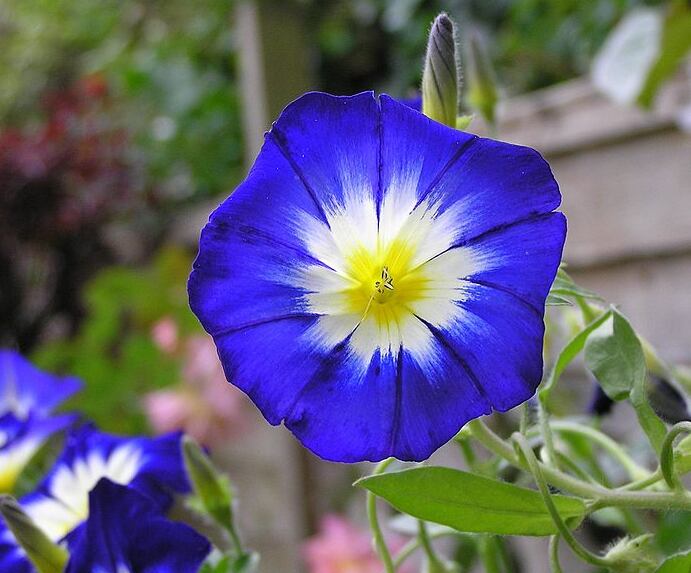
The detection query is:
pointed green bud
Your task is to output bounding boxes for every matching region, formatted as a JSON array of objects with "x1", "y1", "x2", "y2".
[
  {"x1": 182, "y1": 436, "x2": 233, "y2": 527},
  {"x1": 465, "y1": 31, "x2": 499, "y2": 128},
  {"x1": 422, "y1": 13, "x2": 461, "y2": 128},
  {"x1": 0, "y1": 495, "x2": 68, "y2": 573}
]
